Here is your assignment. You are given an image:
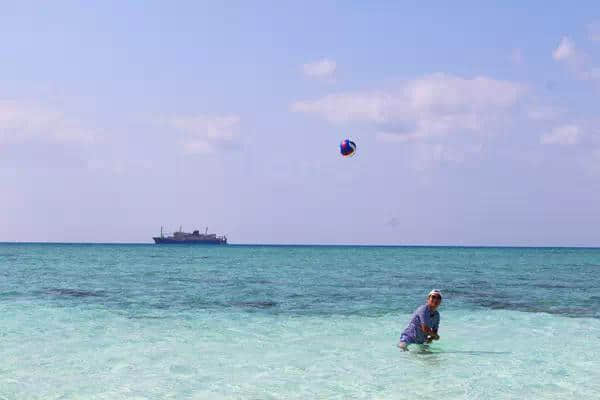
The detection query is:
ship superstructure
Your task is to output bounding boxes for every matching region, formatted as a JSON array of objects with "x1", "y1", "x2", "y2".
[{"x1": 153, "y1": 226, "x2": 227, "y2": 245}]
